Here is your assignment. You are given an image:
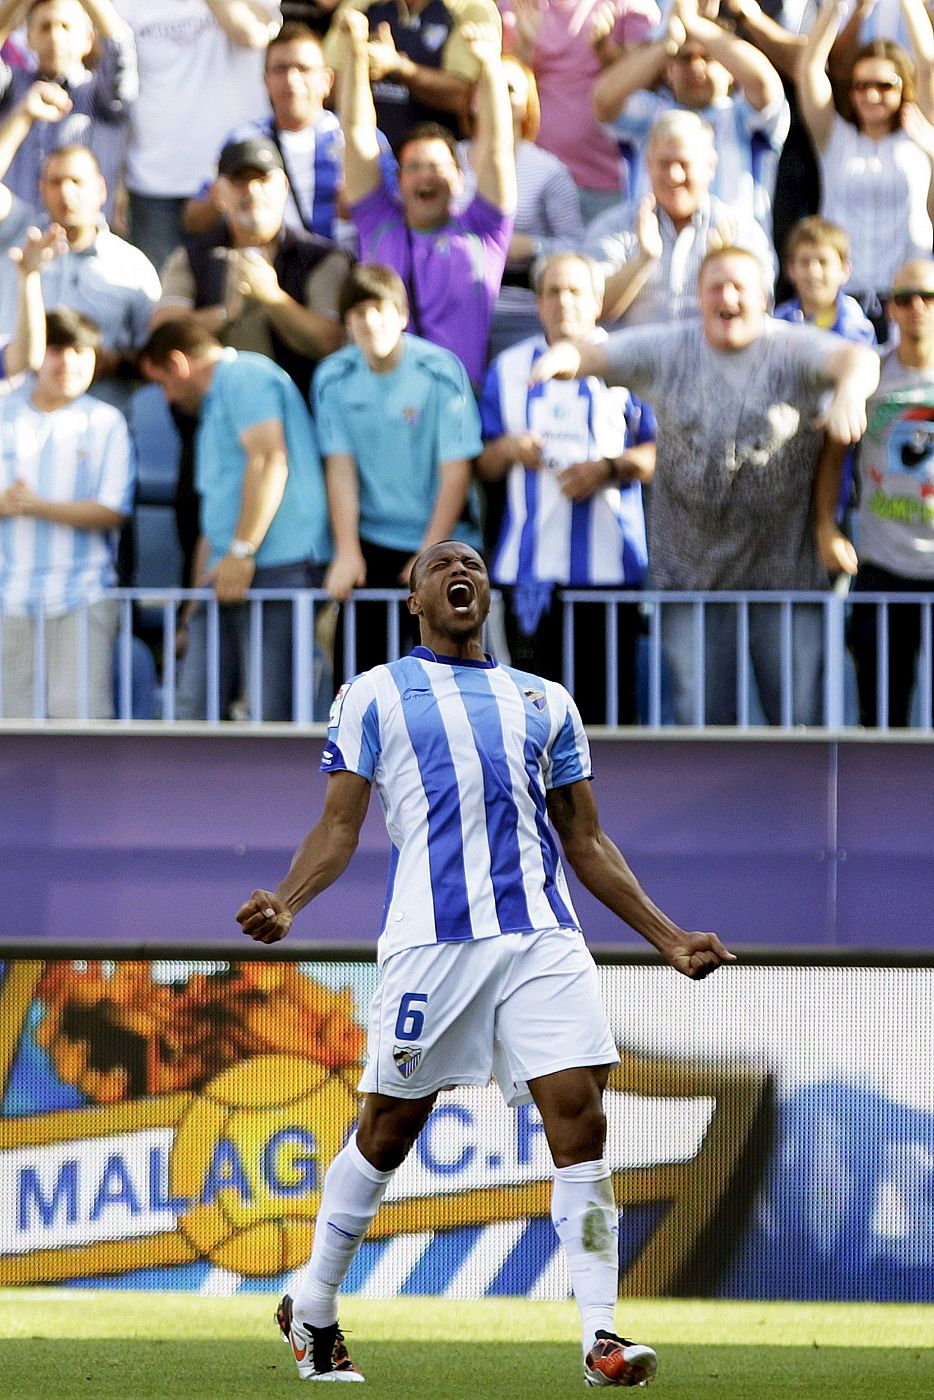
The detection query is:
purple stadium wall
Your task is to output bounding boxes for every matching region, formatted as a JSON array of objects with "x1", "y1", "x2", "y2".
[{"x1": 0, "y1": 732, "x2": 931, "y2": 950}]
